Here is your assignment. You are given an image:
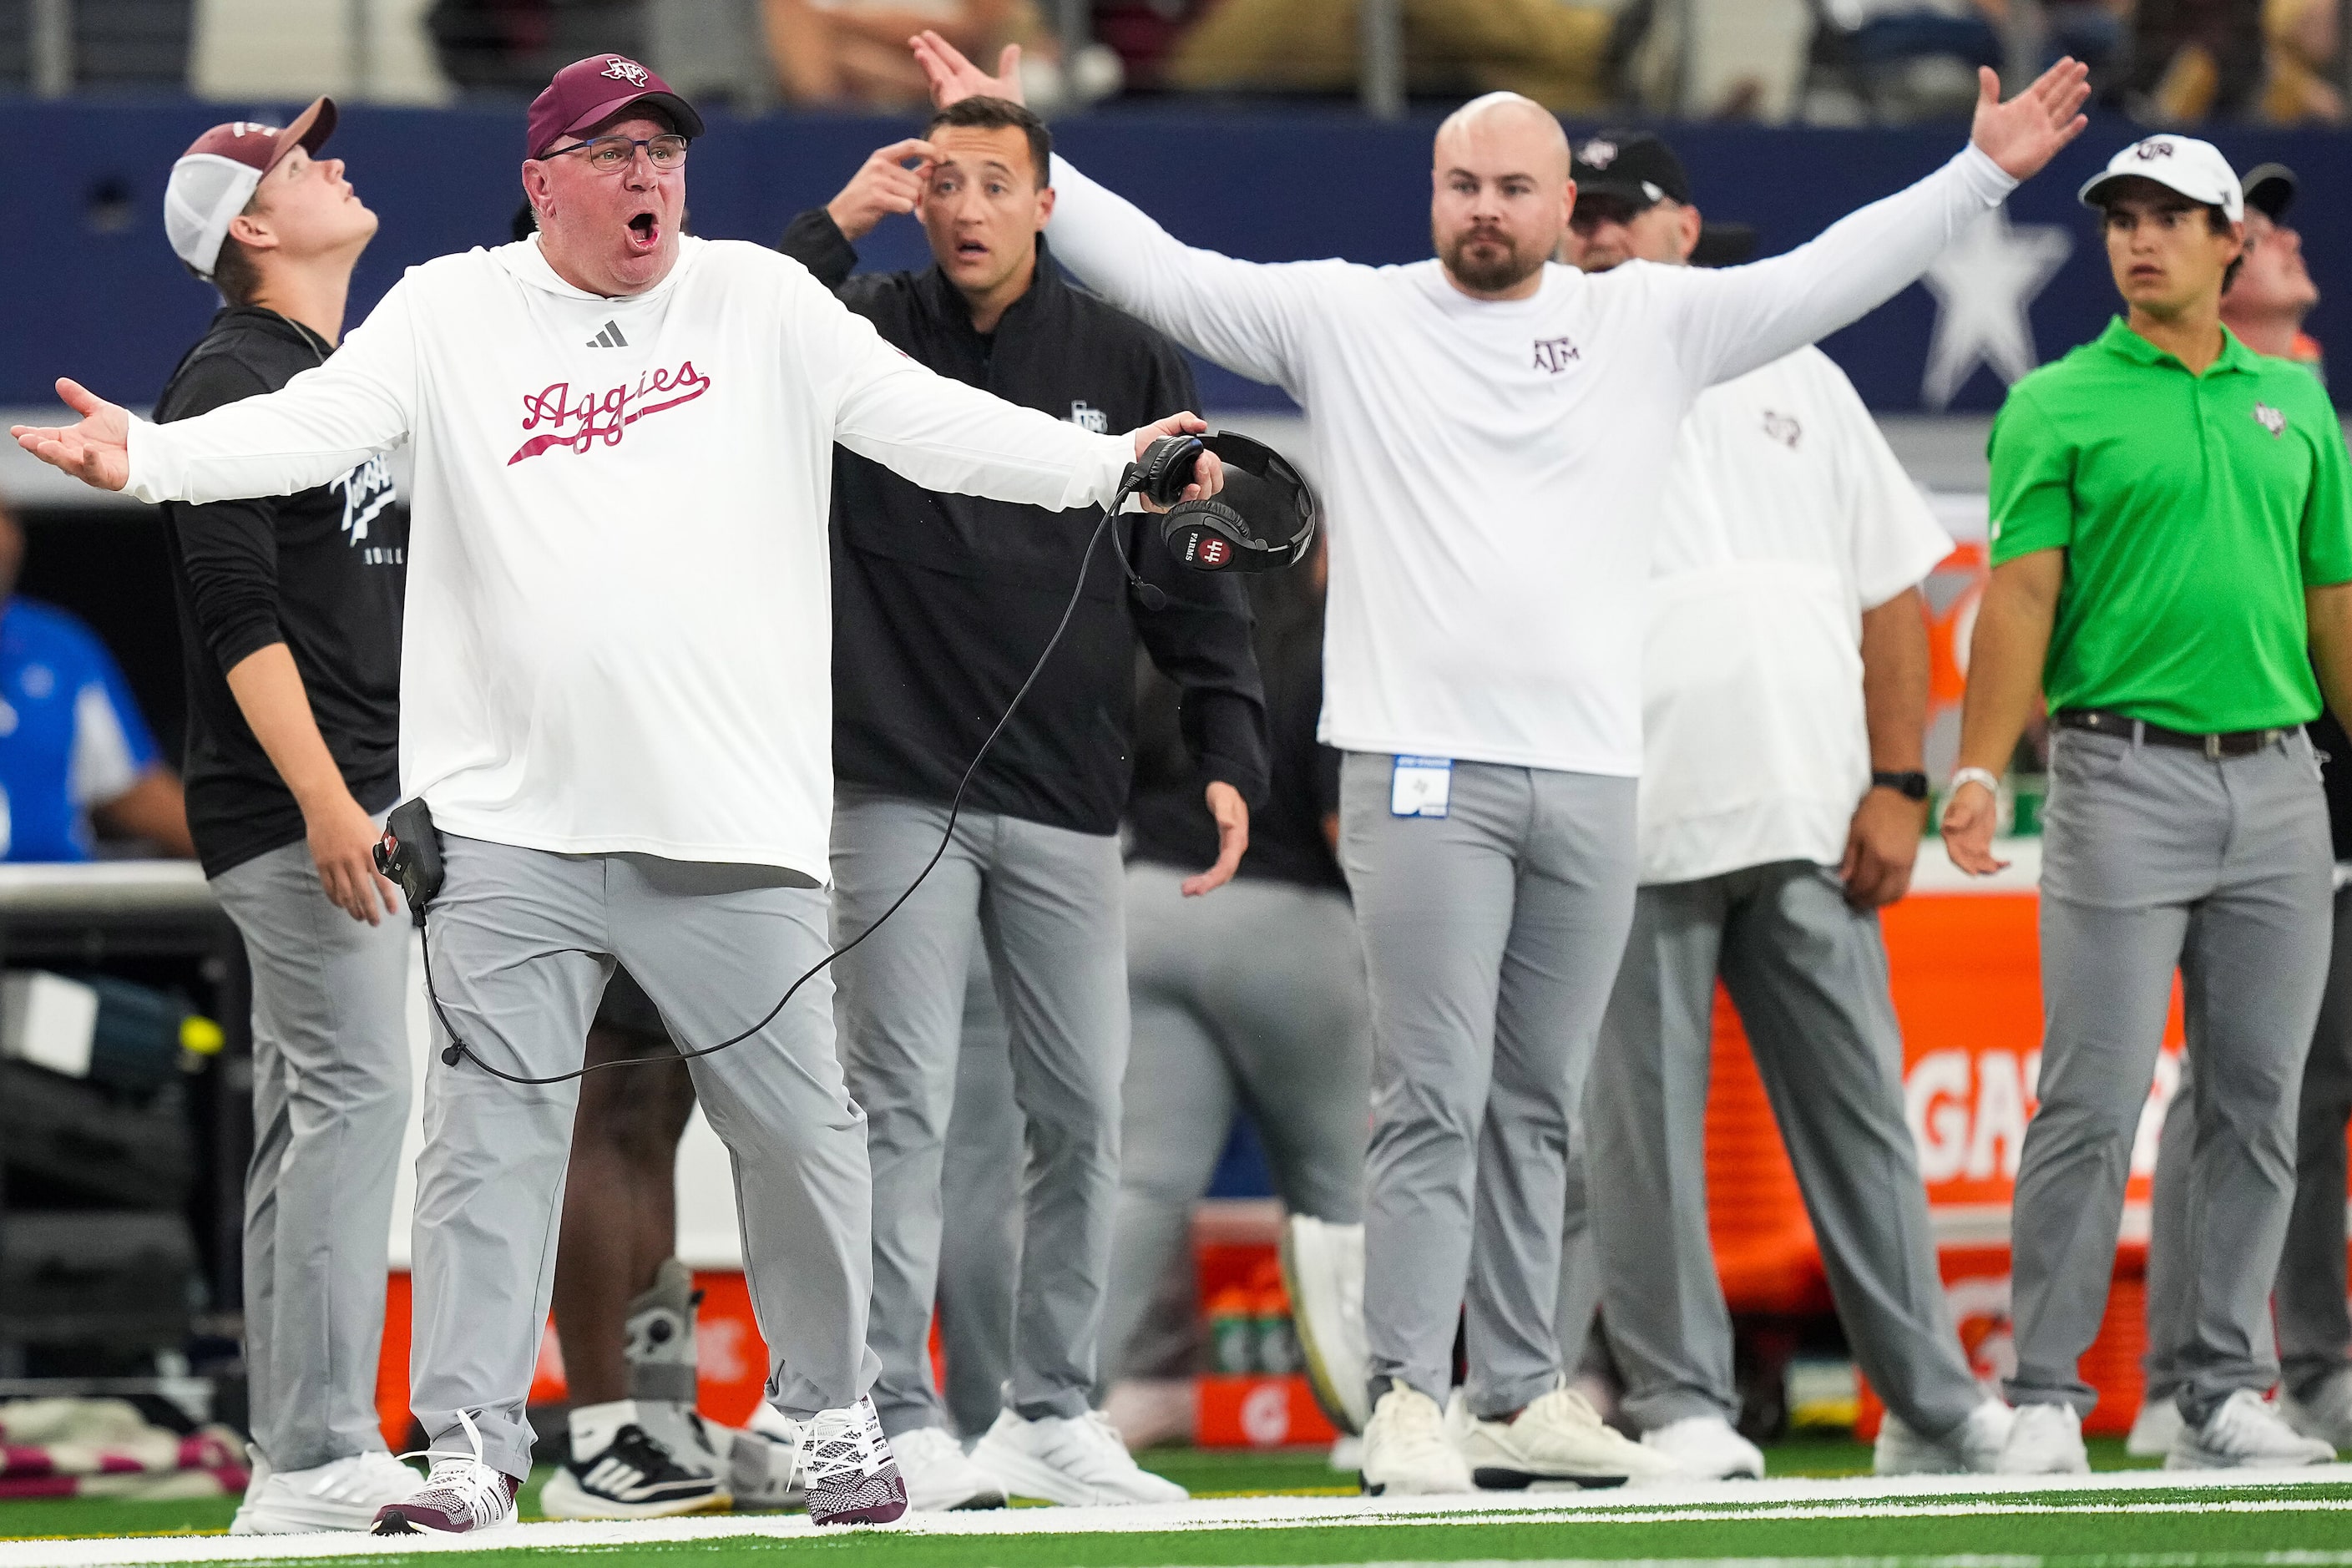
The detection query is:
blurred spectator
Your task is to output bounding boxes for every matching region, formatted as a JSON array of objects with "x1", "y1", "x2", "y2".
[
  {"x1": 0, "y1": 496, "x2": 193, "y2": 861},
  {"x1": 2259, "y1": 0, "x2": 2344, "y2": 121},
  {"x1": 763, "y1": 0, "x2": 1058, "y2": 106},
  {"x1": 1824, "y1": 0, "x2": 2005, "y2": 74},
  {"x1": 427, "y1": 0, "x2": 642, "y2": 94},
  {"x1": 1163, "y1": 0, "x2": 1616, "y2": 111},
  {"x1": 2131, "y1": 0, "x2": 2267, "y2": 119}
]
